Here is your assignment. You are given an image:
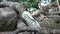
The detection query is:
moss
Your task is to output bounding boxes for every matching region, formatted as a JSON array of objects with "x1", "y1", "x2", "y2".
[
  {"x1": 40, "y1": 19, "x2": 56, "y2": 27},
  {"x1": 40, "y1": 18, "x2": 60, "y2": 29},
  {"x1": 53, "y1": 22, "x2": 60, "y2": 28}
]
